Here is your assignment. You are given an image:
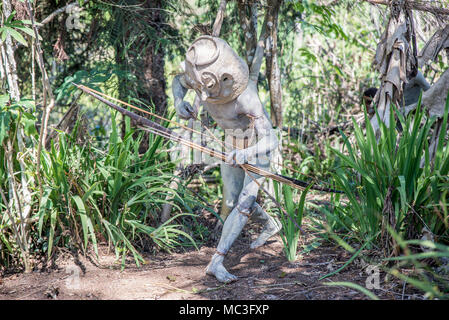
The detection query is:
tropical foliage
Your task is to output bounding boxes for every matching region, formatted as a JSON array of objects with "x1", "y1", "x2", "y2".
[{"x1": 0, "y1": 0, "x2": 448, "y2": 299}]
